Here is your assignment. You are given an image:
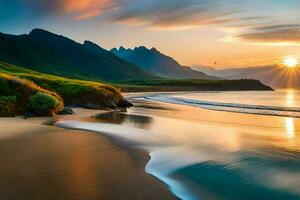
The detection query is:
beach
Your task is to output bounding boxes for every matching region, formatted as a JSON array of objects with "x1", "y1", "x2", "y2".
[
  {"x1": 1, "y1": 91, "x2": 300, "y2": 200},
  {"x1": 2, "y1": 2, "x2": 299, "y2": 199},
  {"x1": 0, "y1": 111, "x2": 176, "y2": 200}
]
